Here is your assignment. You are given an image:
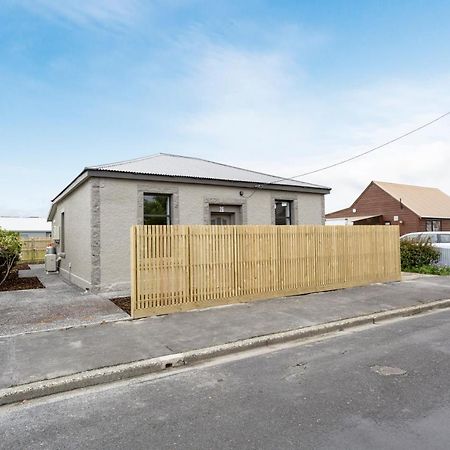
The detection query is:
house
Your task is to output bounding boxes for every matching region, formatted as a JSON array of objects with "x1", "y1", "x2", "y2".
[
  {"x1": 0, "y1": 216, "x2": 51, "y2": 238},
  {"x1": 326, "y1": 181, "x2": 450, "y2": 235},
  {"x1": 48, "y1": 153, "x2": 331, "y2": 292}
]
